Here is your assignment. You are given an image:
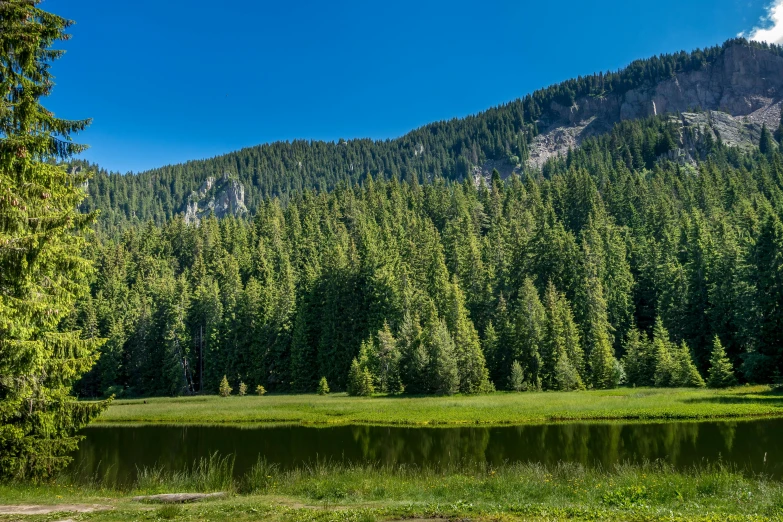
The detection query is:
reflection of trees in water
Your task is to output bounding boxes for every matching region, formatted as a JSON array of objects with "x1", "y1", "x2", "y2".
[
  {"x1": 350, "y1": 426, "x2": 490, "y2": 468},
  {"x1": 716, "y1": 422, "x2": 736, "y2": 453},
  {"x1": 70, "y1": 419, "x2": 783, "y2": 483},
  {"x1": 618, "y1": 422, "x2": 700, "y2": 466}
]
